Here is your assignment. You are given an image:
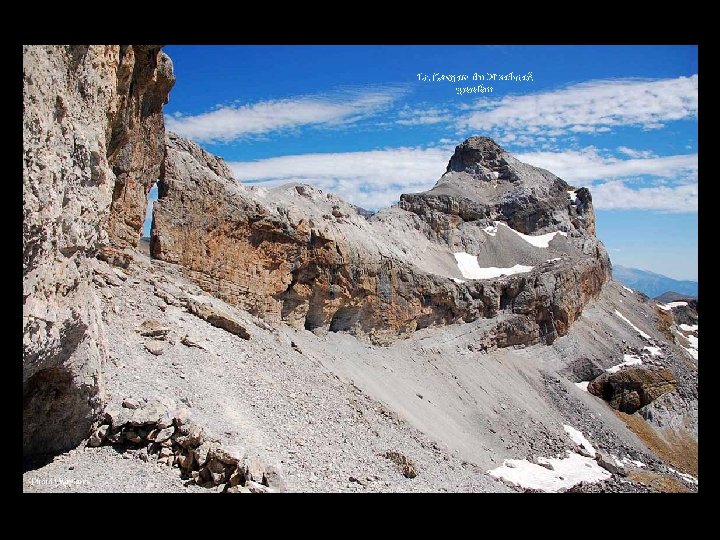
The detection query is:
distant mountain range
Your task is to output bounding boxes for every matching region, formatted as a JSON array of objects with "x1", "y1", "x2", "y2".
[{"x1": 612, "y1": 265, "x2": 697, "y2": 299}]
